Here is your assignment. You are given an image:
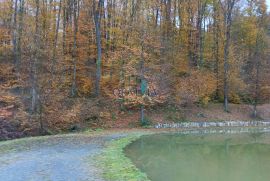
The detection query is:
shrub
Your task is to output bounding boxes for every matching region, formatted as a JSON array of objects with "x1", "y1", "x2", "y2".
[
  {"x1": 140, "y1": 116, "x2": 152, "y2": 127},
  {"x1": 198, "y1": 96, "x2": 211, "y2": 107},
  {"x1": 229, "y1": 93, "x2": 241, "y2": 104},
  {"x1": 174, "y1": 69, "x2": 216, "y2": 105}
]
